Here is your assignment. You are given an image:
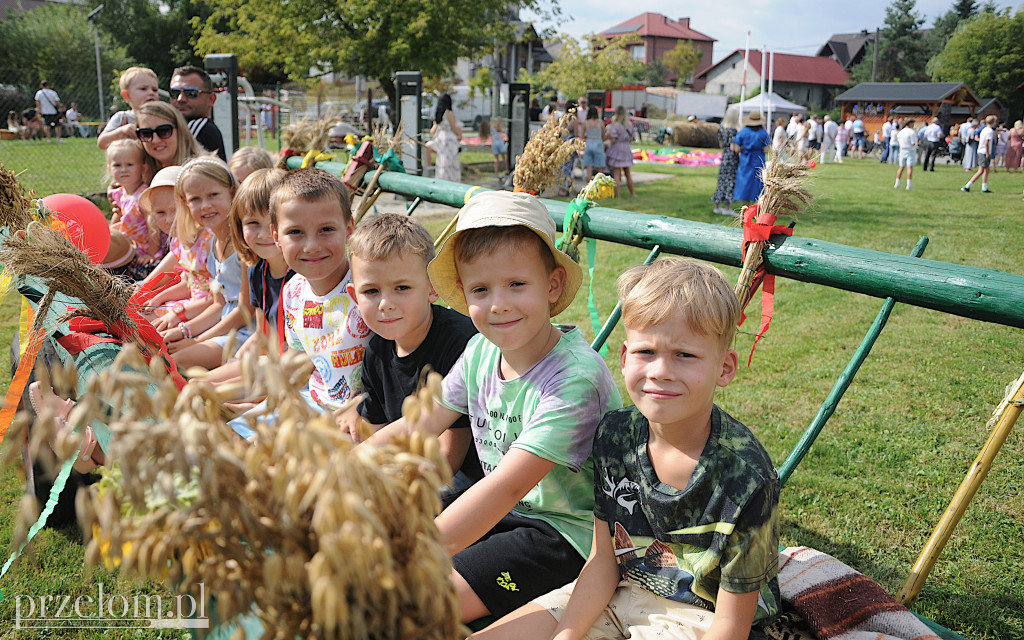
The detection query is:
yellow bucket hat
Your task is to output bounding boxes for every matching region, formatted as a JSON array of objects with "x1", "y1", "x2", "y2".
[{"x1": 428, "y1": 191, "x2": 583, "y2": 317}]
